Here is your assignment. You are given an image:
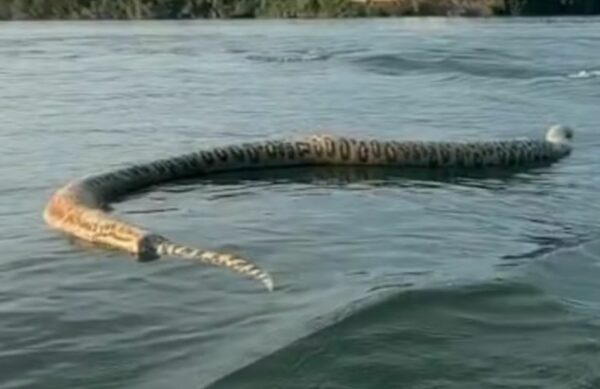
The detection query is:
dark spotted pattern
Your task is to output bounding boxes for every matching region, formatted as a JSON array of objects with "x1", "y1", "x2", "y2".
[{"x1": 44, "y1": 127, "x2": 573, "y2": 291}]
